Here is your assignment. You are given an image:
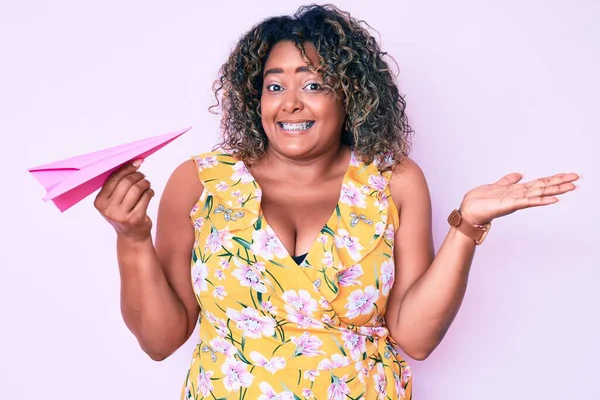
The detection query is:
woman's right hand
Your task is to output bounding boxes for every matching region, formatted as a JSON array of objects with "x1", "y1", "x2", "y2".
[{"x1": 94, "y1": 159, "x2": 155, "y2": 242}]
